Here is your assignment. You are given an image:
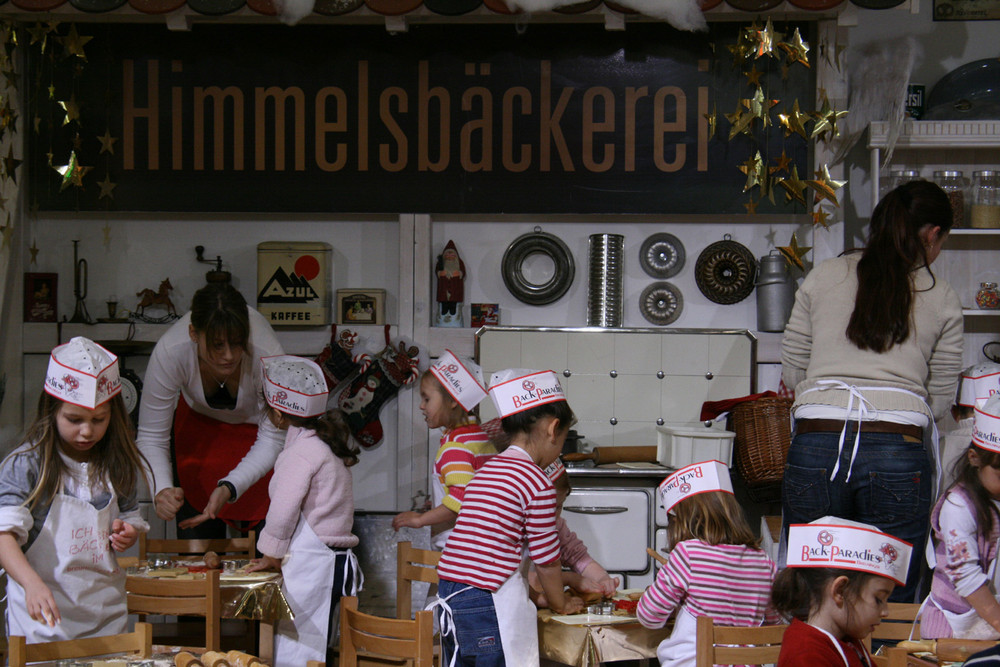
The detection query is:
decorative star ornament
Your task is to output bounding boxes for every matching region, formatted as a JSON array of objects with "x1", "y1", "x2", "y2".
[
  {"x1": 55, "y1": 150, "x2": 91, "y2": 191},
  {"x1": 811, "y1": 96, "x2": 848, "y2": 142},
  {"x1": 779, "y1": 100, "x2": 810, "y2": 139},
  {"x1": 779, "y1": 27, "x2": 810, "y2": 68},
  {"x1": 29, "y1": 238, "x2": 39, "y2": 264},
  {"x1": 58, "y1": 24, "x2": 93, "y2": 61},
  {"x1": 738, "y1": 151, "x2": 765, "y2": 192},
  {"x1": 808, "y1": 164, "x2": 848, "y2": 207},
  {"x1": 778, "y1": 233, "x2": 812, "y2": 271},
  {"x1": 754, "y1": 19, "x2": 781, "y2": 59},
  {"x1": 812, "y1": 208, "x2": 832, "y2": 229},
  {"x1": 26, "y1": 23, "x2": 49, "y2": 49},
  {"x1": 772, "y1": 149, "x2": 793, "y2": 174},
  {"x1": 59, "y1": 94, "x2": 80, "y2": 126},
  {"x1": 744, "y1": 87, "x2": 779, "y2": 128},
  {"x1": 97, "y1": 173, "x2": 116, "y2": 200},
  {"x1": 744, "y1": 197, "x2": 758, "y2": 215},
  {"x1": 777, "y1": 164, "x2": 809, "y2": 205},
  {"x1": 726, "y1": 107, "x2": 753, "y2": 140},
  {"x1": 3, "y1": 145, "x2": 21, "y2": 184},
  {"x1": 745, "y1": 64, "x2": 763, "y2": 88},
  {"x1": 97, "y1": 129, "x2": 117, "y2": 155}
]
